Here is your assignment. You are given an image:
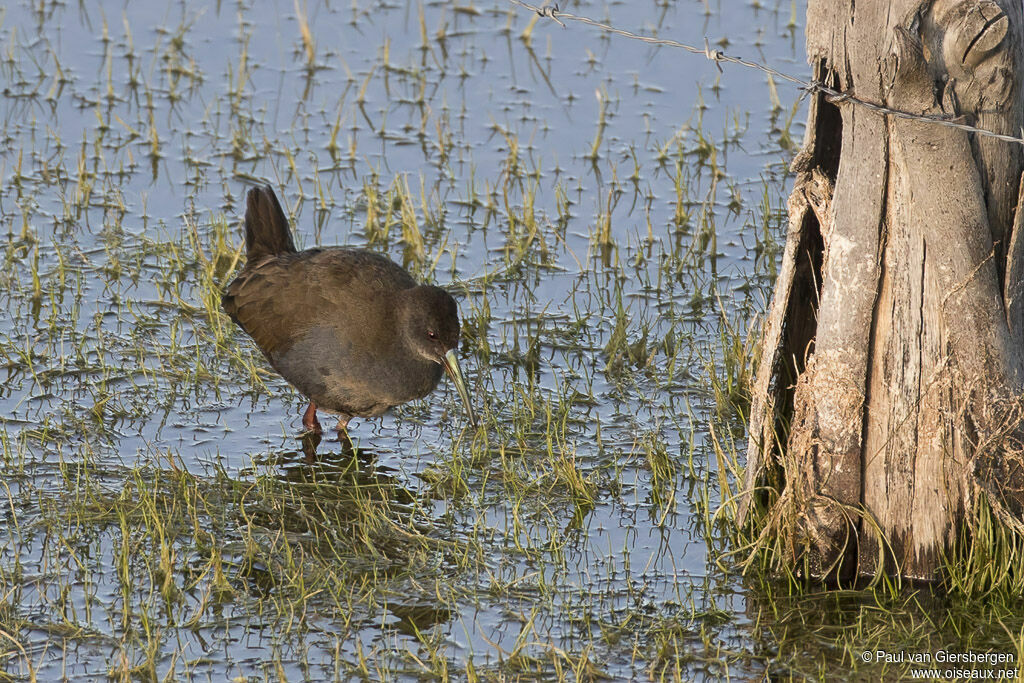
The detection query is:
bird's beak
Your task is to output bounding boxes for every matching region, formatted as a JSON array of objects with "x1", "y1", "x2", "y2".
[{"x1": 442, "y1": 348, "x2": 477, "y2": 427}]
